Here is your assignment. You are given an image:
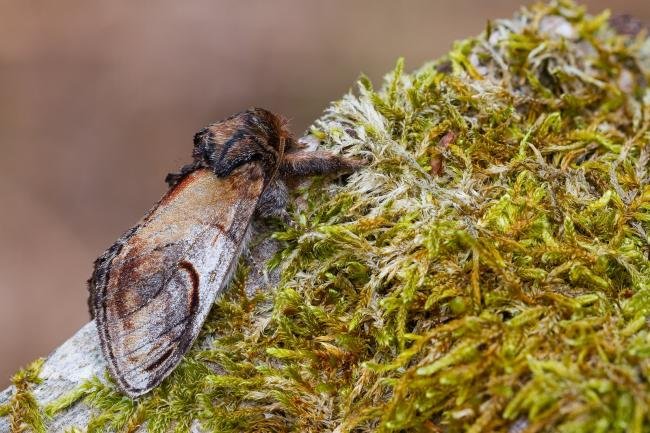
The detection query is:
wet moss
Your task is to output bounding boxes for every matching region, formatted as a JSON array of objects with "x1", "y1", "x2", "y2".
[{"x1": 8, "y1": 1, "x2": 650, "y2": 431}]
